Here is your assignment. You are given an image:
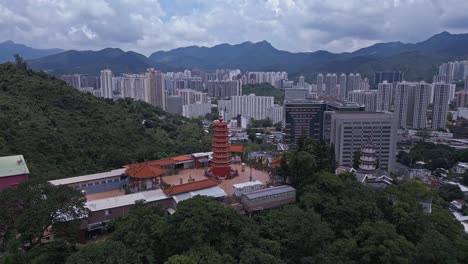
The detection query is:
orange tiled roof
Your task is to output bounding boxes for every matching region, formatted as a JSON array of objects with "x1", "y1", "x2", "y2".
[
  {"x1": 126, "y1": 163, "x2": 168, "y2": 179},
  {"x1": 271, "y1": 157, "x2": 282, "y2": 168},
  {"x1": 163, "y1": 179, "x2": 219, "y2": 195},
  {"x1": 230, "y1": 145, "x2": 245, "y2": 153},
  {"x1": 172, "y1": 155, "x2": 193, "y2": 162}
]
